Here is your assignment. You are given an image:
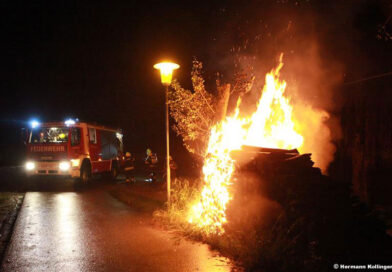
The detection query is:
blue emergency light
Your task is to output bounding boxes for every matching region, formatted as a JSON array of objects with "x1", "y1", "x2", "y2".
[
  {"x1": 30, "y1": 120, "x2": 40, "y2": 129},
  {"x1": 65, "y1": 119, "x2": 76, "y2": 126}
]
